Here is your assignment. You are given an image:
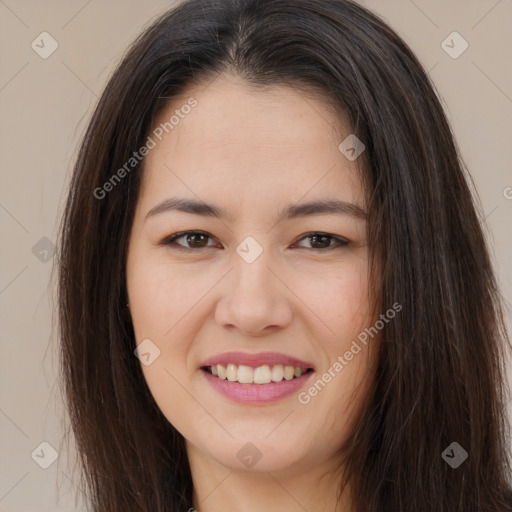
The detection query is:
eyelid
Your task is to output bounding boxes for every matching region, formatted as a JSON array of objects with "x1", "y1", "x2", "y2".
[
  {"x1": 293, "y1": 232, "x2": 350, "y2": 249},
  {"x1": 160, "y1": 230, "x2": 350, "y2": 252},
  {"x1": 160, "y1": 230, "x2": 218, "y2": 249}
]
